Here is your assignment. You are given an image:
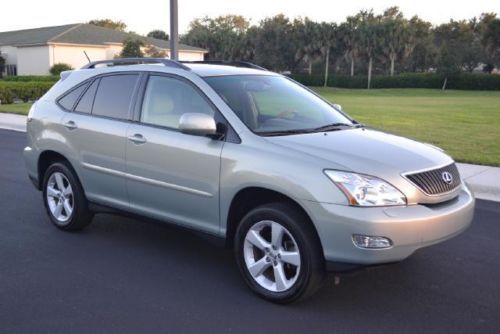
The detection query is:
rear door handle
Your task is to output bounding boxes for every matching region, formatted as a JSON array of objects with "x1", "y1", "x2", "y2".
[
  {"x1": 128, "y1": 133, "x2": 147, "y2": 144},
  {"x1": 64, "y1": 120, "x2": 77, "y2": 130}
]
